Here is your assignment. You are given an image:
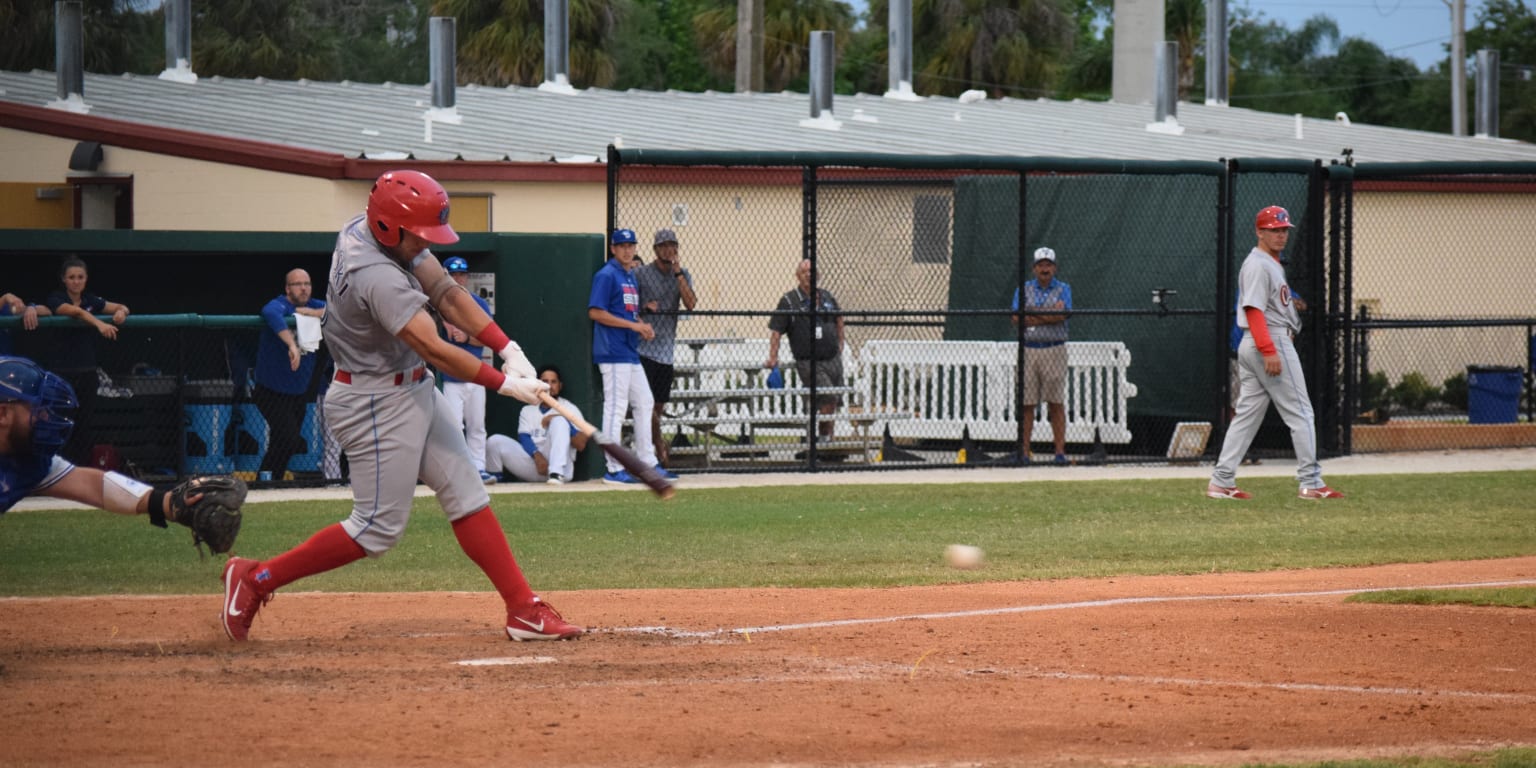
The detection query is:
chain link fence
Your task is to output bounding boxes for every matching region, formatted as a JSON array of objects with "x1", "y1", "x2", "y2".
[
  {"x1": 1, "y1": 316, "x2": 341, "y2": 486},
  {"x1": 1341, "y1": 163, "x2": 1536, "y2": 451},
  {"x1": 612, "y1": 150, "x2": 1536, "y2": 472}
]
